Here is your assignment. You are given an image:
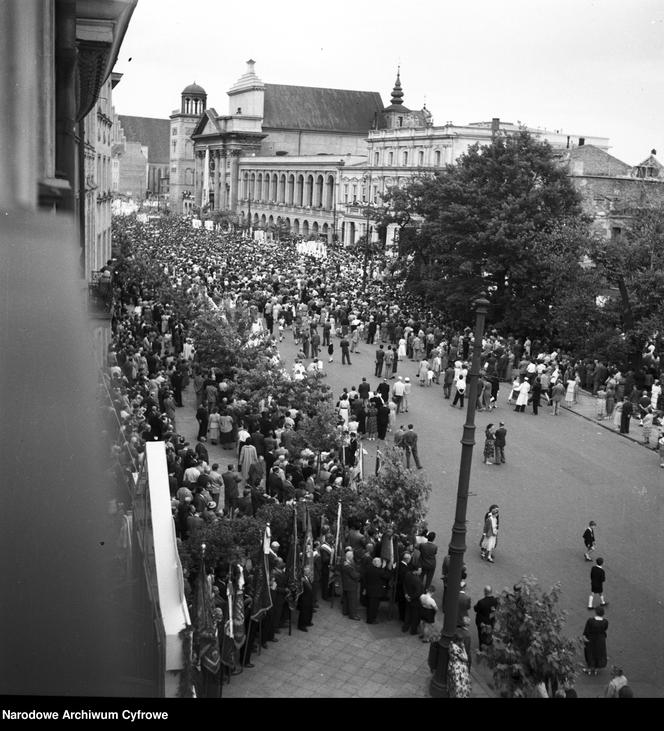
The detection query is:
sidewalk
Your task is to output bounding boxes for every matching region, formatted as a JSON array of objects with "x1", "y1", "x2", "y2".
[
  {"x1": 221, "y1": 600, "x2": 495, "y2": 699},
  {"x1": 561, "y1": 389, "x2": 659, "y2": 453}
]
